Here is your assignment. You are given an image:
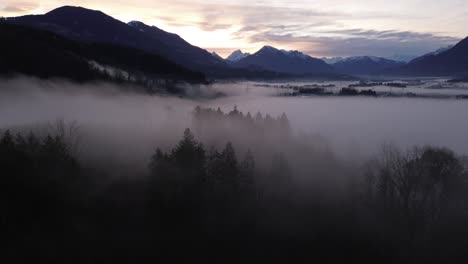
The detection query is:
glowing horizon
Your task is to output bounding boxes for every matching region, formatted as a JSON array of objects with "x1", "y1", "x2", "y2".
[{"x1": 1, "y1": 0, "x2": 466, "y2": 58}]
